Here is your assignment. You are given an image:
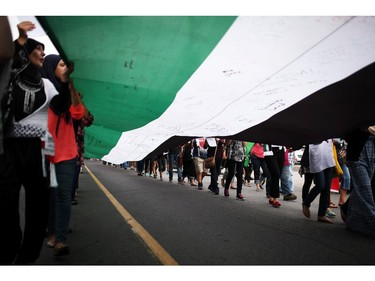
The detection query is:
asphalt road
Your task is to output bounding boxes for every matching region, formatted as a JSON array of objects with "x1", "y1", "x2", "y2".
[{"x1": 31, "y1": 159, "x2": 375, "y2": 266}]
